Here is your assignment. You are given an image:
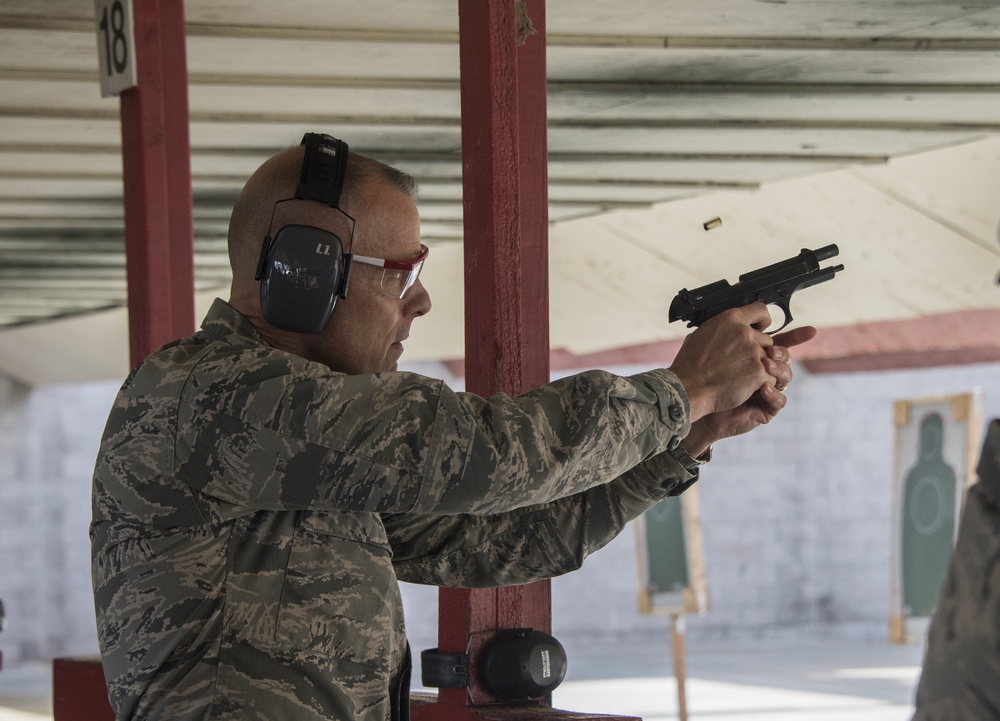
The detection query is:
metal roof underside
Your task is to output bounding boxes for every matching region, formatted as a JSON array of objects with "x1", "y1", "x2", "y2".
[{"x1": 1, "y1": 0, "x2": 999, "y2": 385}]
